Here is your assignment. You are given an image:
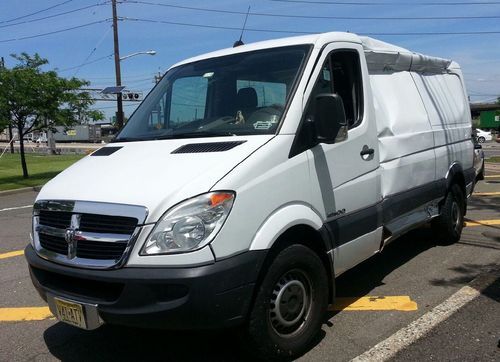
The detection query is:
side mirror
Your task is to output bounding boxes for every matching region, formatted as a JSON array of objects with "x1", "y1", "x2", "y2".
[
  {"x1": 474, "y1": 143, "x2": 482, "y2": 150},
  {"x1": 314, "y1": 93, "x2": 348, "y2": 144}
]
